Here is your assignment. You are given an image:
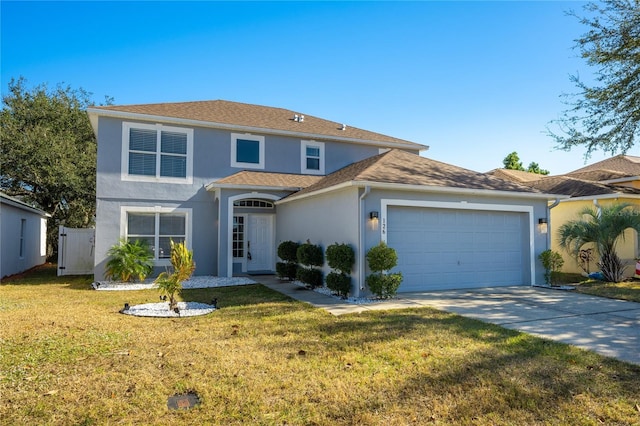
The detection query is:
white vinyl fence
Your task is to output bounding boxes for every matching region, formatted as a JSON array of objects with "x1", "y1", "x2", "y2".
[{"x1": 57, "y1": 226, "x2": 95, "y2": 276}]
